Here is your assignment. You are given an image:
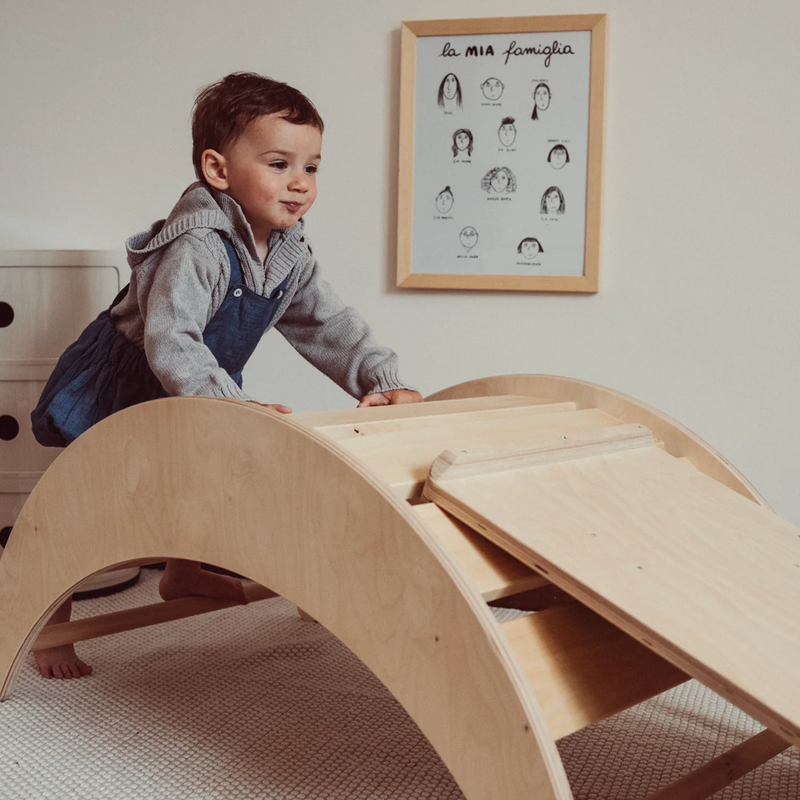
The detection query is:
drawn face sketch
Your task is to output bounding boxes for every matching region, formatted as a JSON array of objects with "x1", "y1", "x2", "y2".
[
  {"x1": 455, "y1": 131, "x2": 471, "y2": 151},
  {"x1": 520, "y1": 239, "x2": 541, "y2": 260},
  {"x1": 460, "y1": 226, "x2": 479, "y2": 251},
  {"x1": 498, "y1": 118, "x2": 516, "y2": 147},
  {"x1": 545, "y1": 189, "x2": 562, "y2": 214},
  {"x1": 490, "y1": 169, "x2": 510, "y2": 193},
  {"x1": 534, "y1": 83, "x2": 551, "y2": 111},
  {"x1": 436, "y1": 187, "x2": 454, "y2": 214},
  {"x1": 549, "y1": 145, "x2": 568, "y2": 170},
  {"x1": 438, "y1": 74, "x2": 463, "y2": 110},
  {"x1": 443, "y1": 74, "x2": 459, "y2": 100},
  {"x1": 481, "y1": 77, "x2": 504, "y2": 100}
]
